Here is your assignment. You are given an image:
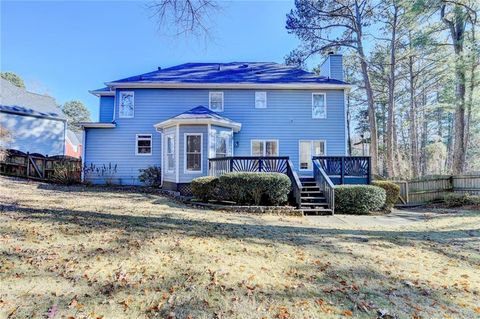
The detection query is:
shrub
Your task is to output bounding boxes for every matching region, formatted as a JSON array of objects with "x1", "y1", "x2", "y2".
[
  {"x1": 444, "y1": 193, "x2": 480, "y2": 207},
  {"x1": 218, "y1": 172, "x2": 291, "y2": 205},
  {"x1": 372, "y1": 180, "x2": 400, "y2": 210},
  {"x1": 191, "y1": 176, "x2": 219, "y2": 202},
  {"x1": 51, "y1": 161, "x2": 81, "y2": 185},
  {"x1": 138, "y1": 166, "x2": 162, "y2": 187},
  {"x1": 335, "y1": 185, "x2": 386, "y2": 214}
]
